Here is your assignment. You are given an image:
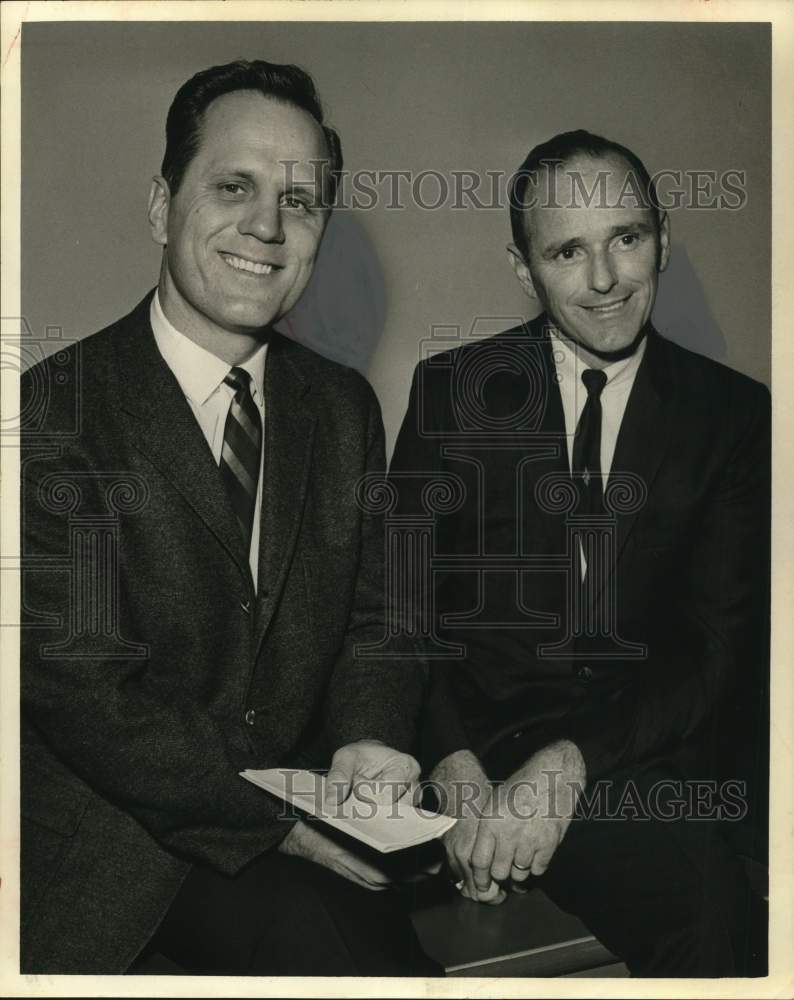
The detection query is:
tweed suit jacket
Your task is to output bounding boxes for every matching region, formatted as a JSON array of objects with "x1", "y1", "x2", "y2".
[
  {"x1": 390, "y1": 314, "x2": 770, "y2": 792},
  {"x1": 20, "y1": 292, "x2": 426, "y2": 972}
]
